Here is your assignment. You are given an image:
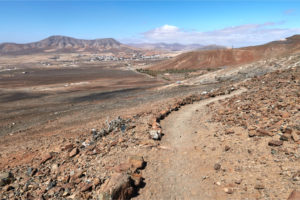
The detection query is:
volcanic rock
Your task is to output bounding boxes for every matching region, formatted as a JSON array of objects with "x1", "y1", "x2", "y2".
[
  {"x1": 0, "y1": 172, "x2": 14, "y2": 186},
  {"x1": 268, "y1": 140, "x2": 283, "y2": 146},
  {"x1": 214, "y1": 163, "x2": 221, "y2": 171}
]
